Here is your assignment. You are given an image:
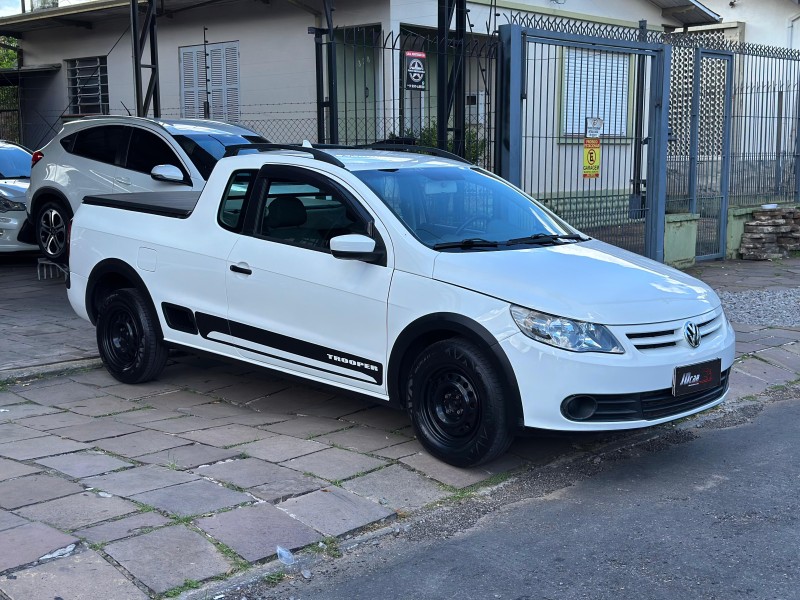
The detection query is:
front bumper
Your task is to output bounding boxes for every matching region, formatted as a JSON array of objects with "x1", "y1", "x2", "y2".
[
  {"x1": 502, "y1": 307, "x2": 736, "y2": 431},
  {"x1": 0, "y1": 211, "x2": 37, "y2": 252}
]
